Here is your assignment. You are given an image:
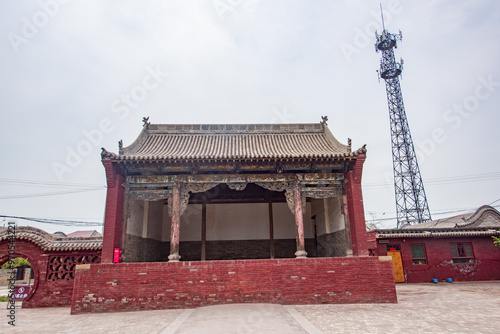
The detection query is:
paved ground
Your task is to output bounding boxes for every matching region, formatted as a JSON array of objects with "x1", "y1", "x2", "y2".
[{"x1": 1, "y1": 281, "x2": 499, "y2": 333}]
